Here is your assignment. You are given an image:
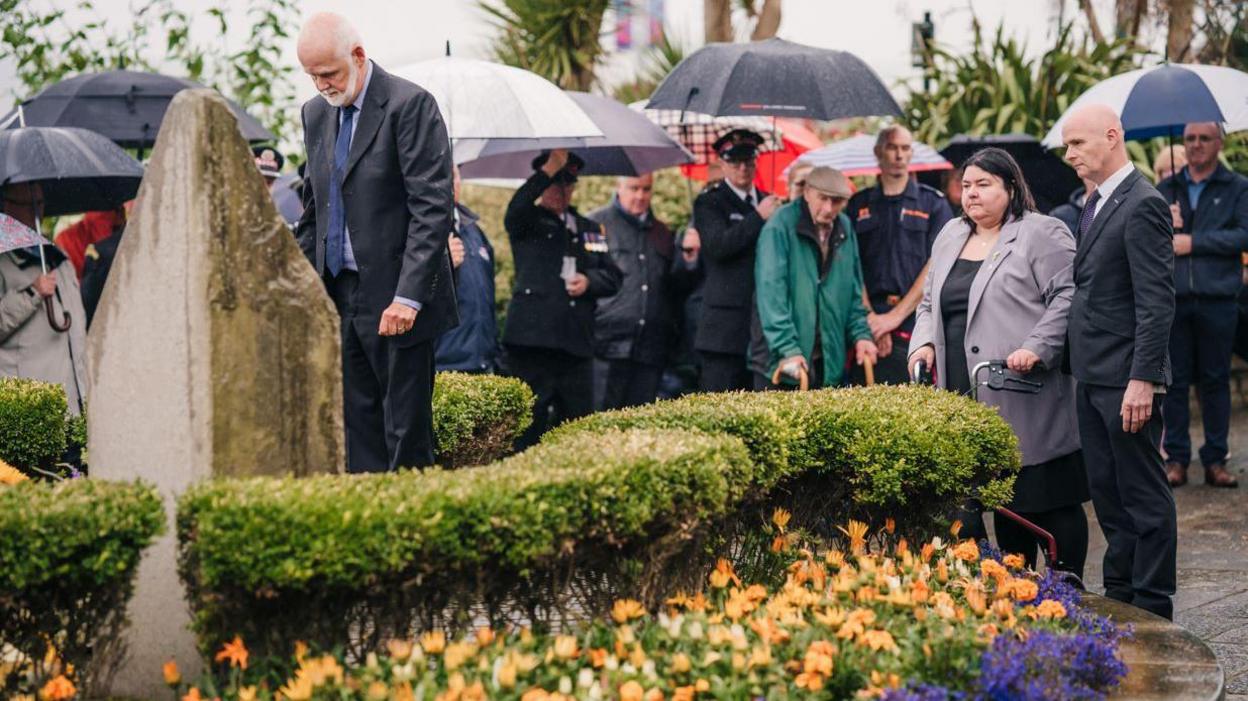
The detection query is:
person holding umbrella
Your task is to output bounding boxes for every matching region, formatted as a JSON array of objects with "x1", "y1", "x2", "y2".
[
  {"x1": 847, "y1": 126, "x2": 953, "y2": 384},
  {"x1": 692, "y1": 129, "x2": 781, "y2": 392},
  {"x1": 0, "y1": 183, "x2": 87, "y2": 416},
  {"x1": 1156, "y1": 123, "x2": 1248, "y2": 488},
  {"x1": 502, "y1": 149, "x2": 621, "y2": 446}
]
